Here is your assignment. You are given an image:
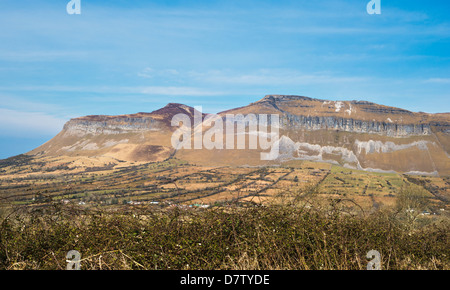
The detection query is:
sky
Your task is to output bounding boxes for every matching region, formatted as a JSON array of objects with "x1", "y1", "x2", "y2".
[{"x1": 0, "y1": 0, "x2": 449, "y2": 159}]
